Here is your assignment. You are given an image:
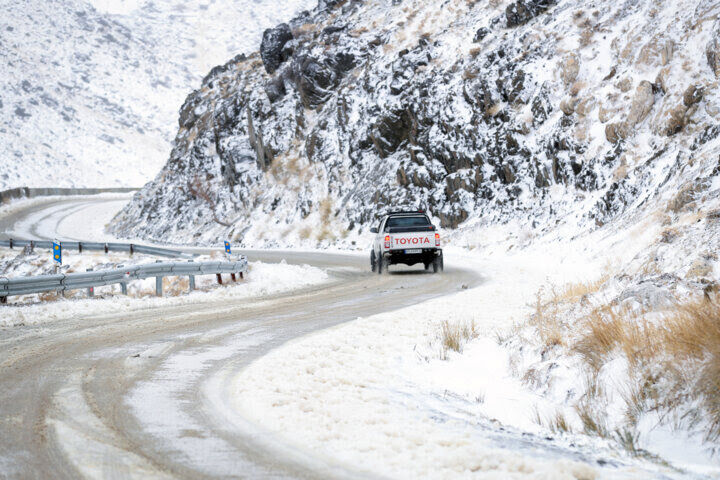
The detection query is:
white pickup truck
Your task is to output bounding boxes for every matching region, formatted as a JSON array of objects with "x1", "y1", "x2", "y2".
[{"x1": 370, "y1": 211, "x2": 444, "y2": 274}]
